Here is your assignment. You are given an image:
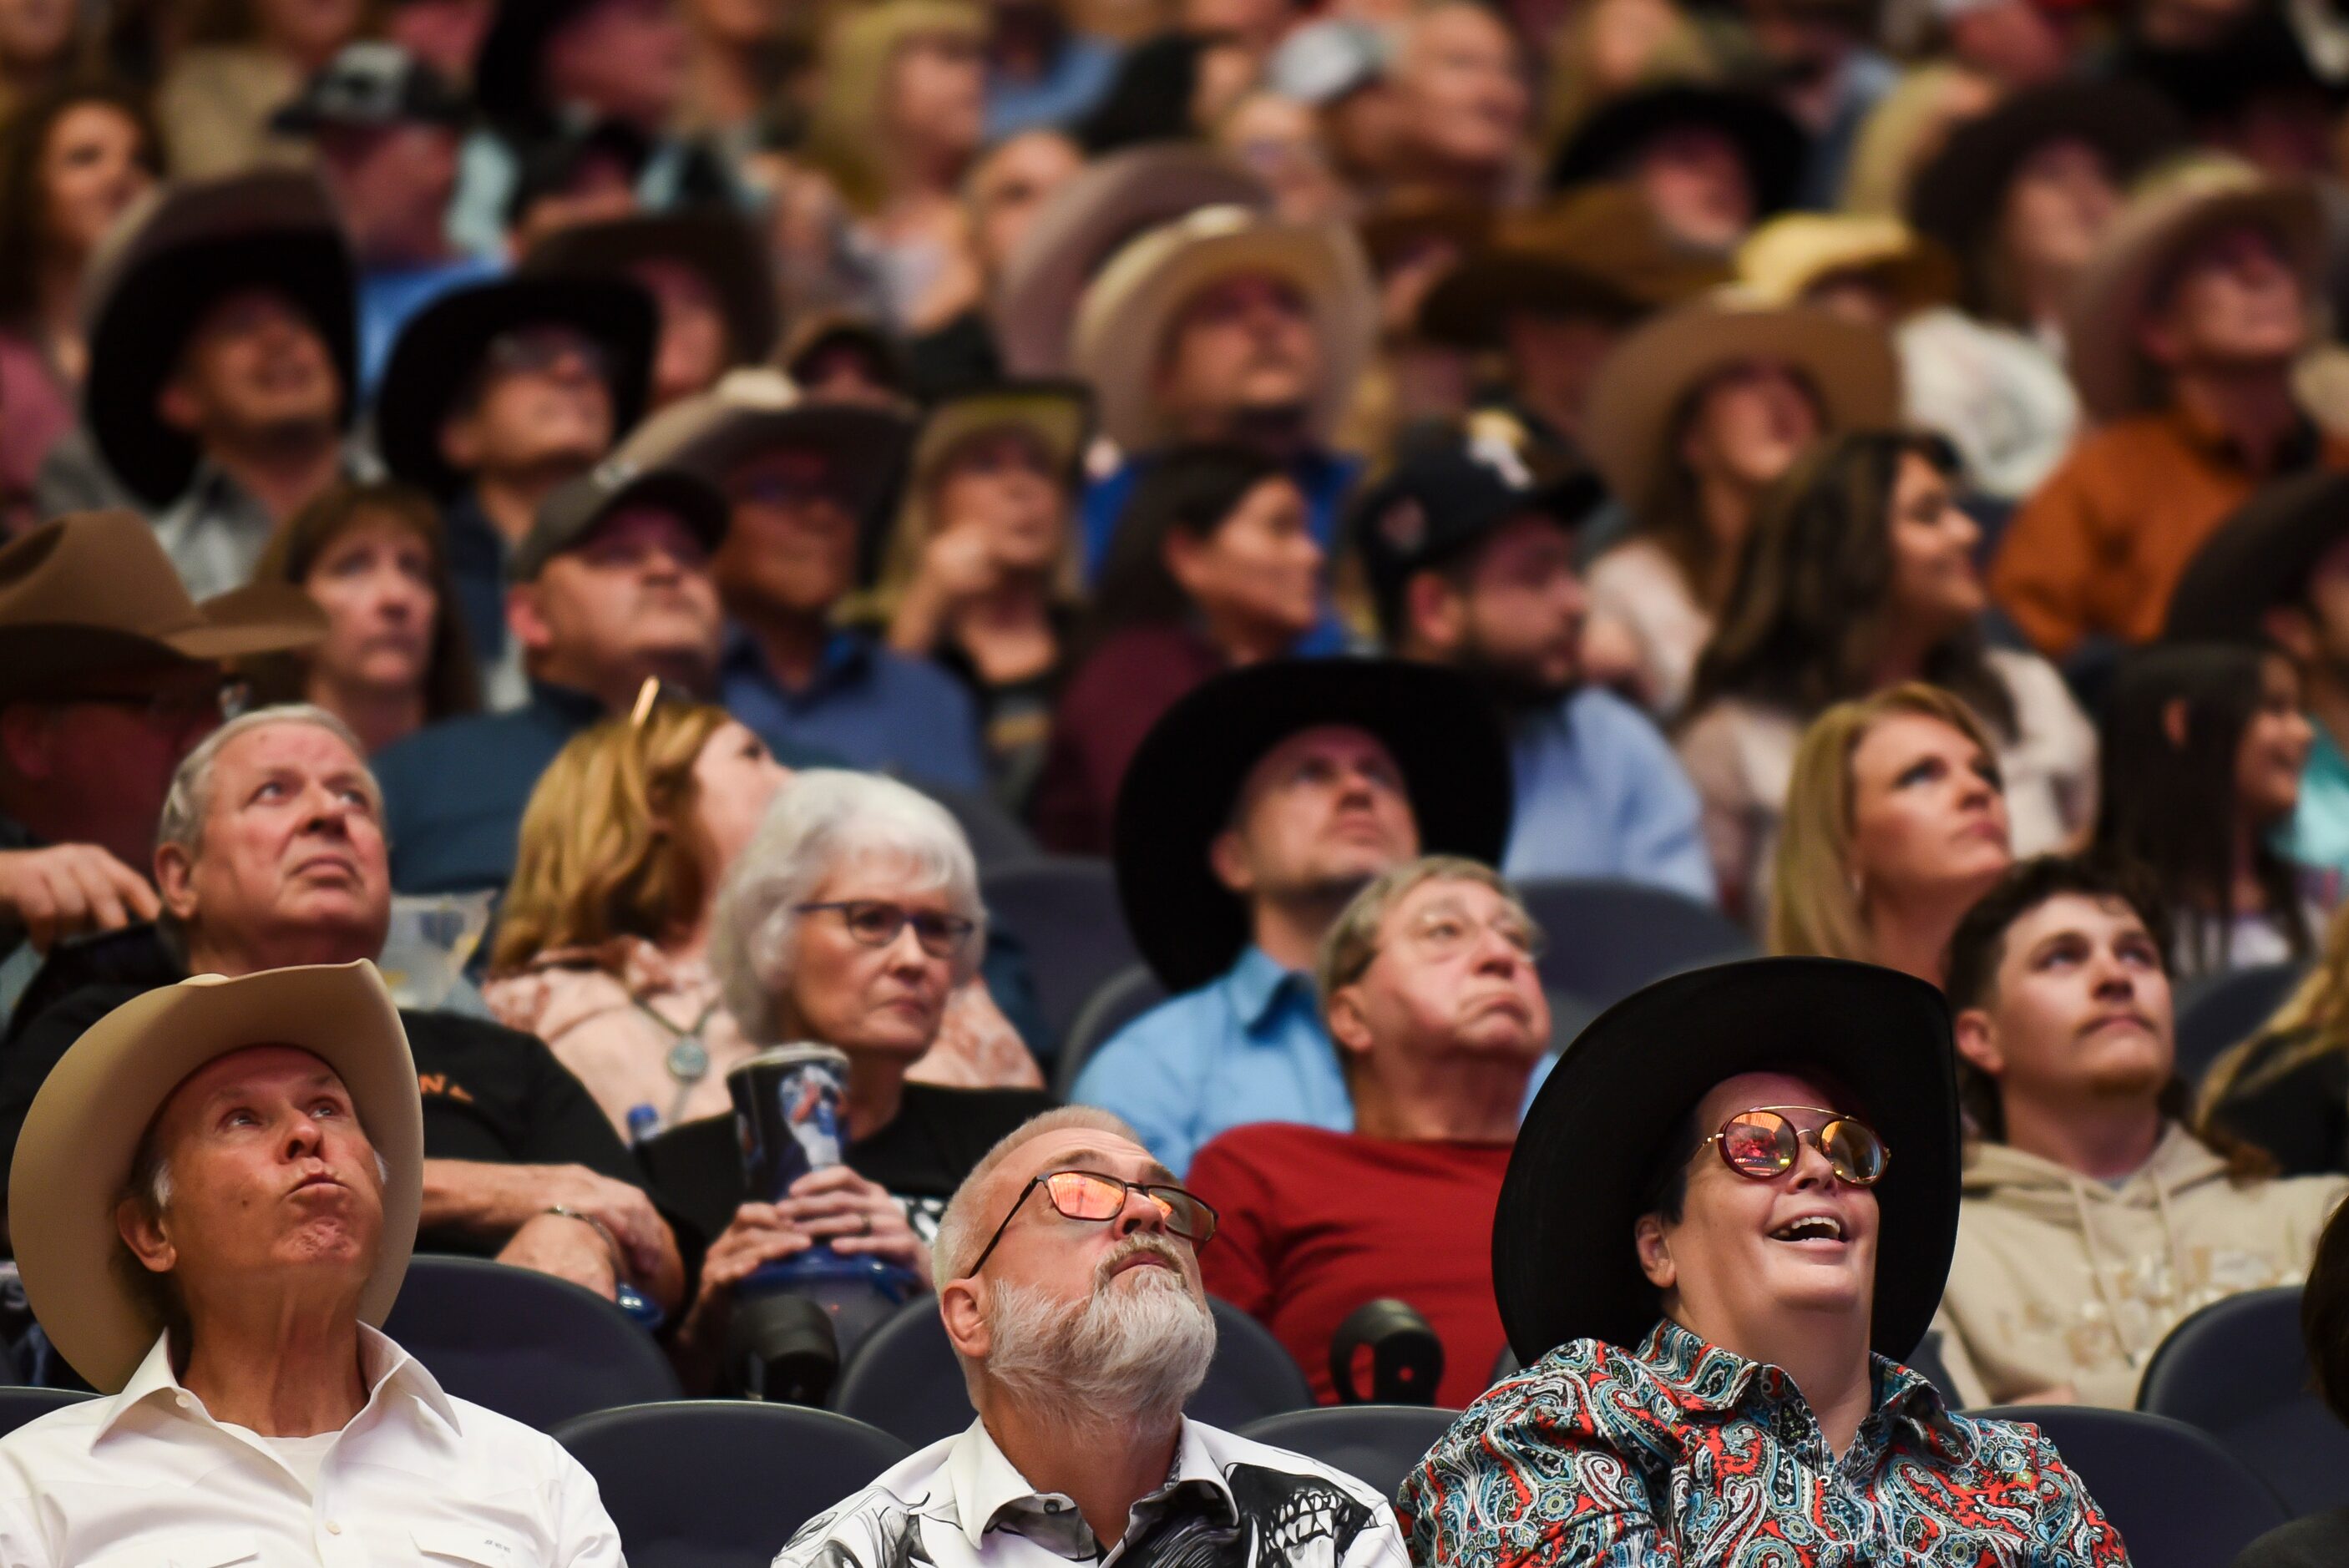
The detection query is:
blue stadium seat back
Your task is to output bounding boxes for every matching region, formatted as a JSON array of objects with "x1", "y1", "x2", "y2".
[
  {"x1": 2138, "y1": 1285, "x2": 2349, "y2": 1515},
  {"x1": 1512, "y1": 879, "x2": 1754, "y2": 1018},
  {"x1": 983, "y1": 857, "x2": 1138, "y2": 1052},
  {"x1": 1901, "y1": 1330, "x2": 1964, "y2": 1411},
  {"x1": 1051, "y1": 964, "x2": 1167, "y2": 1100},
  {"x1": 0, "y1": 1385, "x2": 92, "y2": 1438},
  {"x1": 834, "y1": 1294, "x2": 1312, "y2": 1448},
  {"x1": 553, "y1": 1399, "x2": 911, "y2": 1568},
  {"x1": 1238, "y1": 1404, "x2": 1464, "y2": 1505},
  {"x1": 2172, "y1": 964, "x2": 2304, "y2": 1089},
  {"x1": 1979, "y1": 1404, "x2": 2286, "y2": 1568},
  {"x1": 383, "y1": 1254, "x2": 681, "y2": 1431}
]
